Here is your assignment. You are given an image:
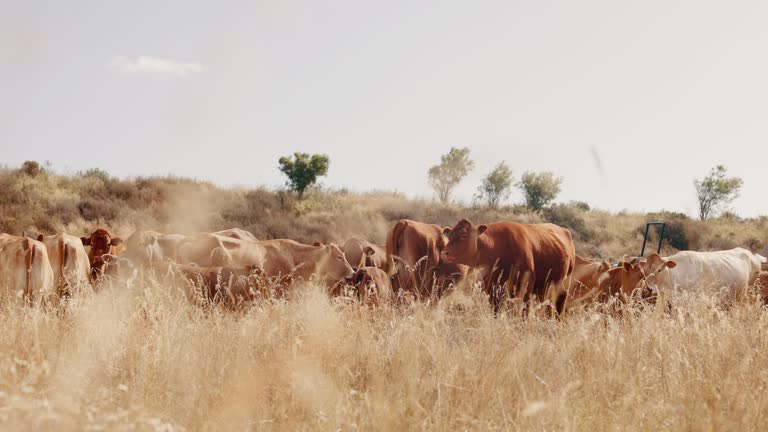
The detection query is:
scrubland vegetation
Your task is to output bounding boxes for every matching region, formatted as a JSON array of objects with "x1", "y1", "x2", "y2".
[
  {"x1": 2, "y1": 165, "x2": 766, "y2": 258},
  {"x1": 2, "y1": 165, "x2": 768, "y2": 430}
]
